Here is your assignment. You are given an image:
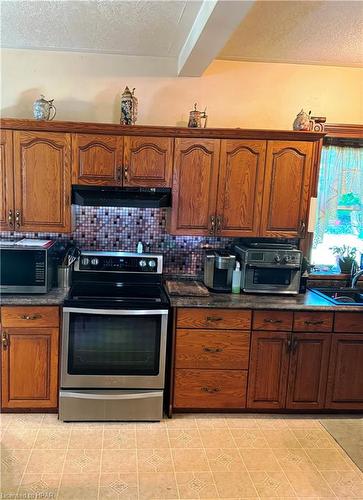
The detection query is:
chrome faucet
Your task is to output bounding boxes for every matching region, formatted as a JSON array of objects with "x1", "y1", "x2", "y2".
[{"x1": 351, "y1": 269, "x2": 363, "y2": 288}]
